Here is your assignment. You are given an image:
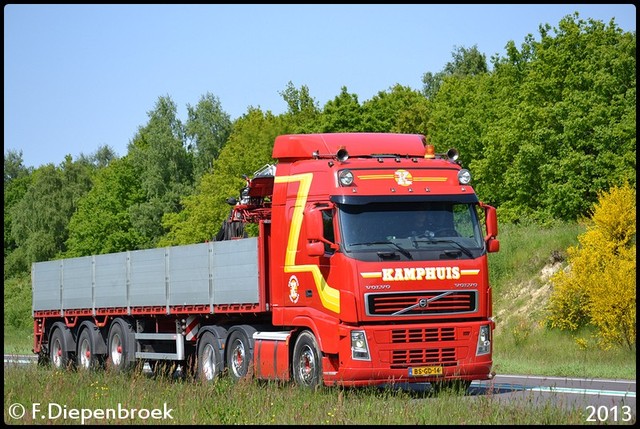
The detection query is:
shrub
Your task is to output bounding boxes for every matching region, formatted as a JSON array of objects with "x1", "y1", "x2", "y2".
[
  {"x1": 545, "y1": 183, "x2": 636, "y2": 350},
  {"x1": 4, "y1": 273, "x2": 32, "y2": 330}
]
